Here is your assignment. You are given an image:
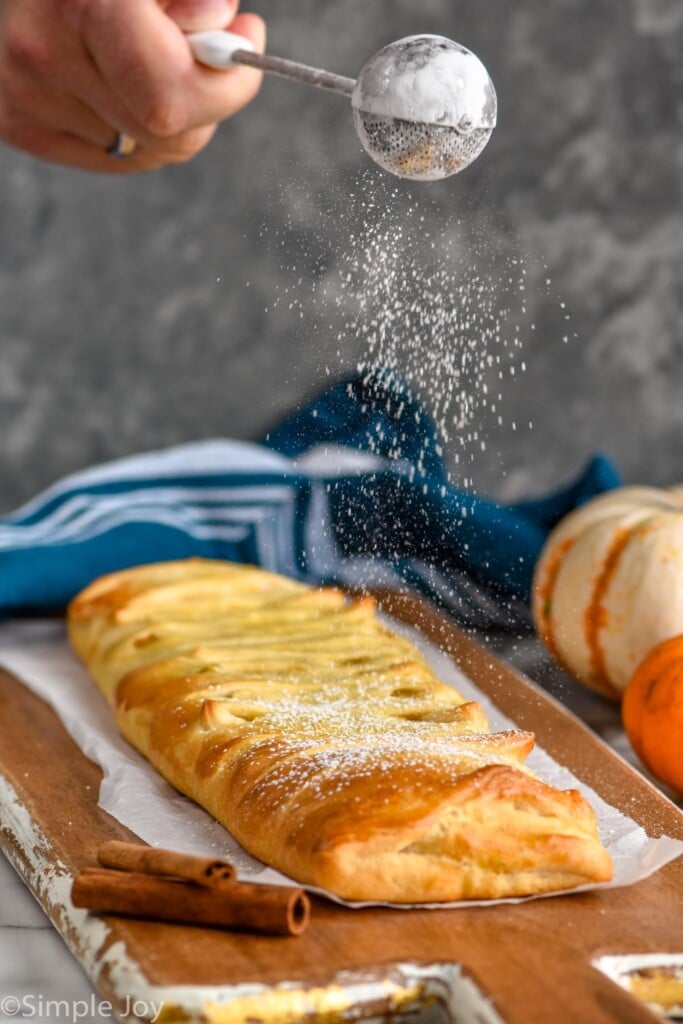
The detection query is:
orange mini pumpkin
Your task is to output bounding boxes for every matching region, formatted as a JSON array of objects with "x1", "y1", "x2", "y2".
[{"x1": 622, "y1": 636, "x2": 683, "y2": 792}]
